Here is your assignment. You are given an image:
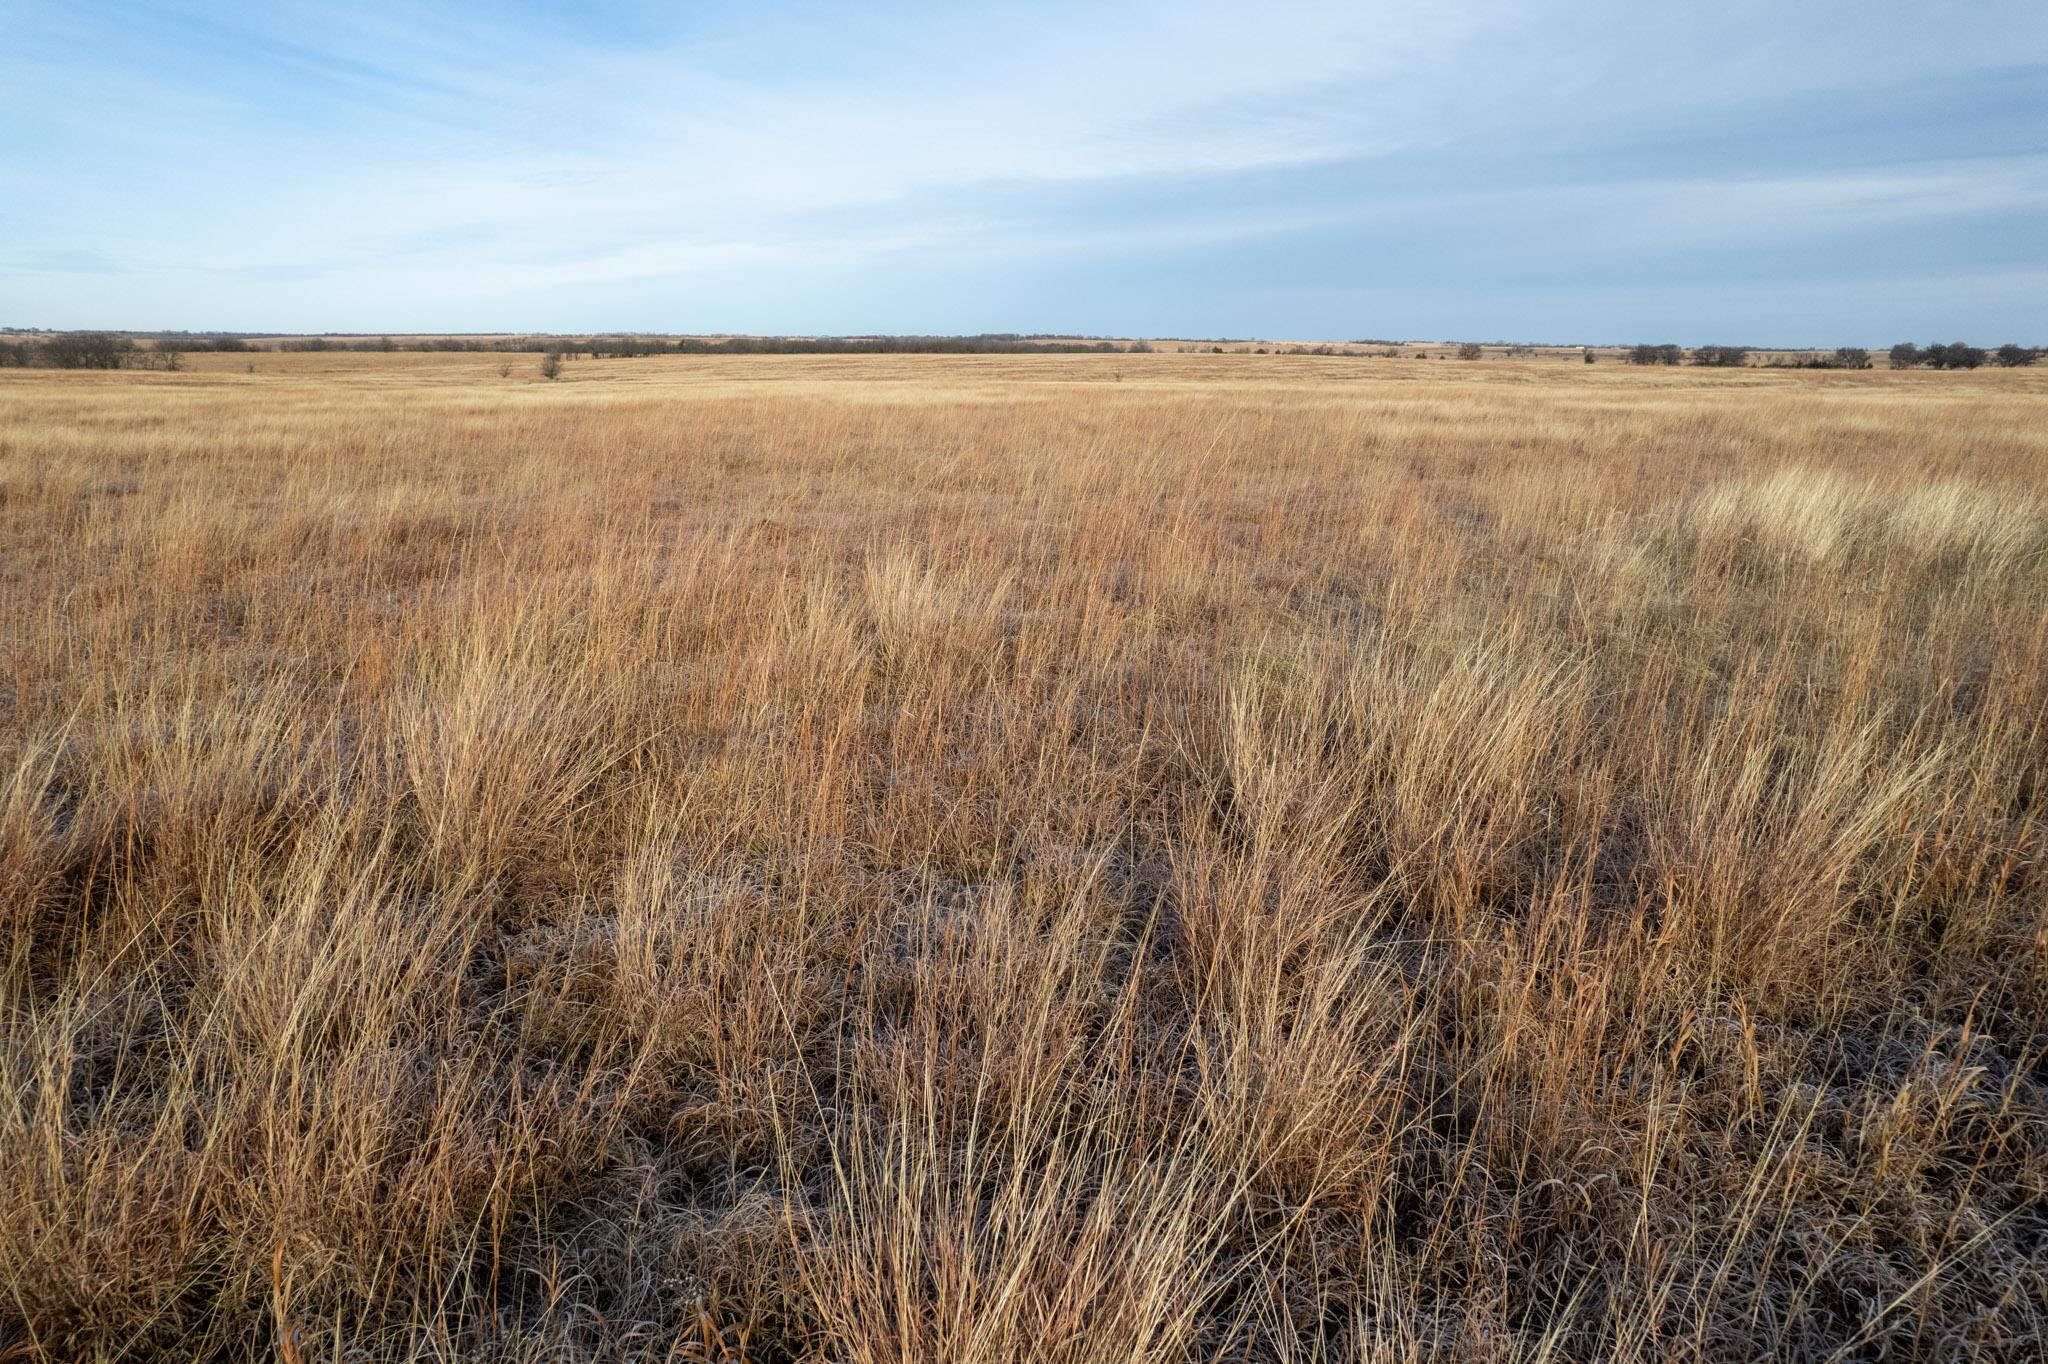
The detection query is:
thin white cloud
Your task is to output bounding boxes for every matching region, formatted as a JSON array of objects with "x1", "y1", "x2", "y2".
[{"x1": 3, "y1": 0, "x2": 2045, "y2": 332}]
